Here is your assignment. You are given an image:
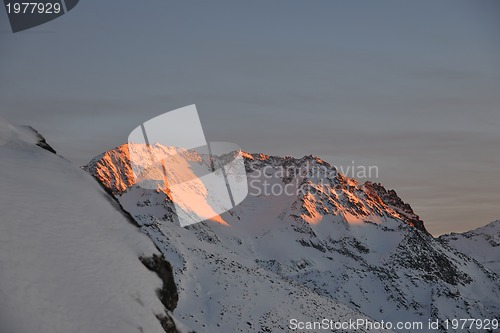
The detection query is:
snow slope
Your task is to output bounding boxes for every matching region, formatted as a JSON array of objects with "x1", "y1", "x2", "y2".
[
  {"x1": 85, "y1": 143, "x2": 500, "y2": 333},
  {"x1": 0, "y1": 120, "x2": 180, "y2": 333},
  {"x1": 439, "y1": 220, "x2": 500, "y2": 274}
]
